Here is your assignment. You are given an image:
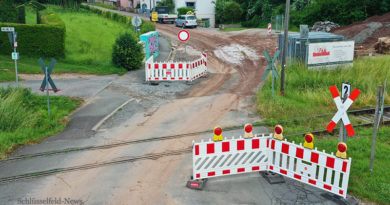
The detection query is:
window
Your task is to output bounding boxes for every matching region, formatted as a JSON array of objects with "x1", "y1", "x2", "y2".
[{"x1": 186, "y1": 2, "x2": 195, "y2": 9}]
